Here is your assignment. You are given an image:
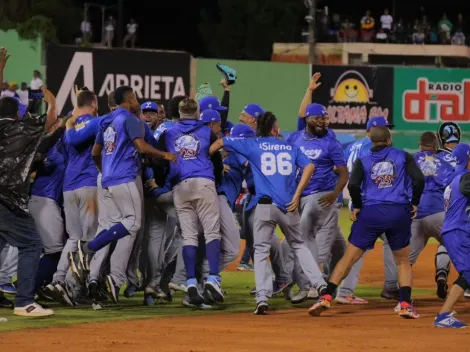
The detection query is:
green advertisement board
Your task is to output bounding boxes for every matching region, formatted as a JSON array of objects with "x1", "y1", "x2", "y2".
[
  {"x1": 196, "y1": 58, "x2": 309, "y2": 131},
  {"x1": 393, "y1": 67, "x2": 470, "y2": 132}
]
